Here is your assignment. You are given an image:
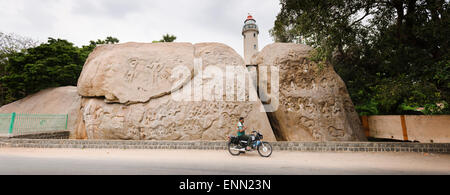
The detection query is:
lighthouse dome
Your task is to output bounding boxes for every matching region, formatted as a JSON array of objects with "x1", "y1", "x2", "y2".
[{"x1": 242, "y1": 14, "x2": 259, "y2": 35}]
